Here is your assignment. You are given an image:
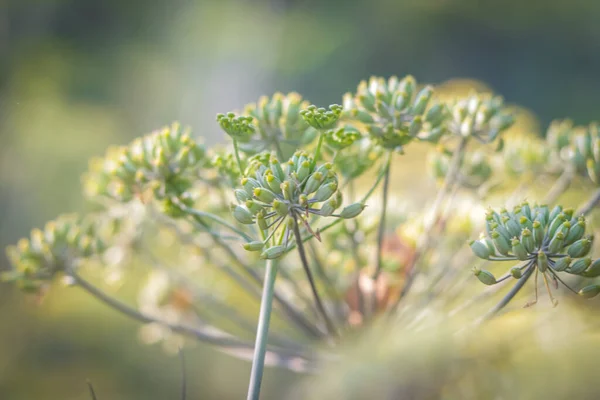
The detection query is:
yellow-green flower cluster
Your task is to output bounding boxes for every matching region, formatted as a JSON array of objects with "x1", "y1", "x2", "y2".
[
  {"x1": 470, "y1": 203, "x2": 600, "y2": 299},
  {"x1": 343, "y1": 75, "x2": 445, "y2": 151},
  {"x1": 232, "y1": 151, "x2": 365, "y2": 259},
  {"x1": 447, "y1": 93, "x2": 514, "y2": 143},
  {"x1": 83, "y1": 123, "x2": 207, "y2": 204},
  {"x1": 3, "y1": 215, "x2": 111, "y2": 292}
]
